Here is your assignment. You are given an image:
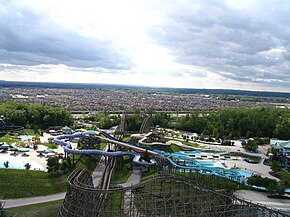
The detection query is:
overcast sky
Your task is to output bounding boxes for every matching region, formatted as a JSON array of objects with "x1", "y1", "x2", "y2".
[{"x1": 0, "y1": 0, "x2": 290, "y2": 92}]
